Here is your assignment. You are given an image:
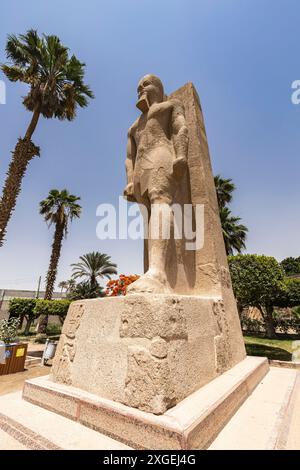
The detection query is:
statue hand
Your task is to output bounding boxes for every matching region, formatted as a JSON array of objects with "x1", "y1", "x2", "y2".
[
  {"x1": 124, "y1": 182, "x2": 136, "y2": 202},
  {"x1": 173, "y1": 157, "x2": 187, "y2": 180}
]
